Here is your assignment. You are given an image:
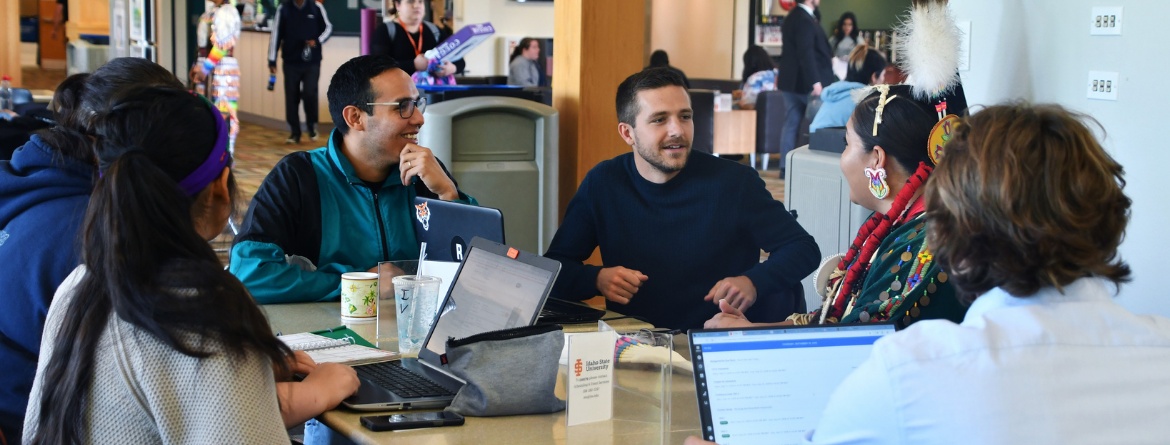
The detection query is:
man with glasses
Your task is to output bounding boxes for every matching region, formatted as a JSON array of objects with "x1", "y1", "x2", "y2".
[{"x1": 230, "y1": 55, "x2": 475, "y2": 304}]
